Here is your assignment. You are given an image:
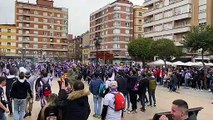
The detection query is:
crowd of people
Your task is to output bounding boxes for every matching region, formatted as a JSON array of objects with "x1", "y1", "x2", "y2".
[{"x1": 0, "y1": 59, "x2": 212, "y2": 120}]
